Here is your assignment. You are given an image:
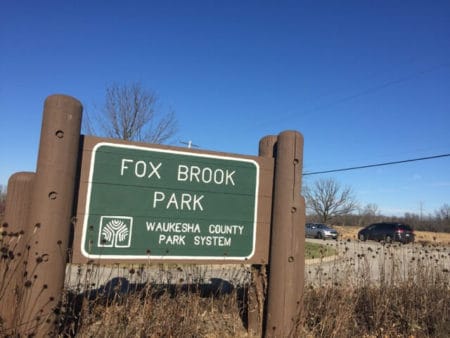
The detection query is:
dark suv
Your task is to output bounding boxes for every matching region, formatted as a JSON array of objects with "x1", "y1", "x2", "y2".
[{"x1": 358, "y1": 222, "x2": 414, "y2": 244}]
